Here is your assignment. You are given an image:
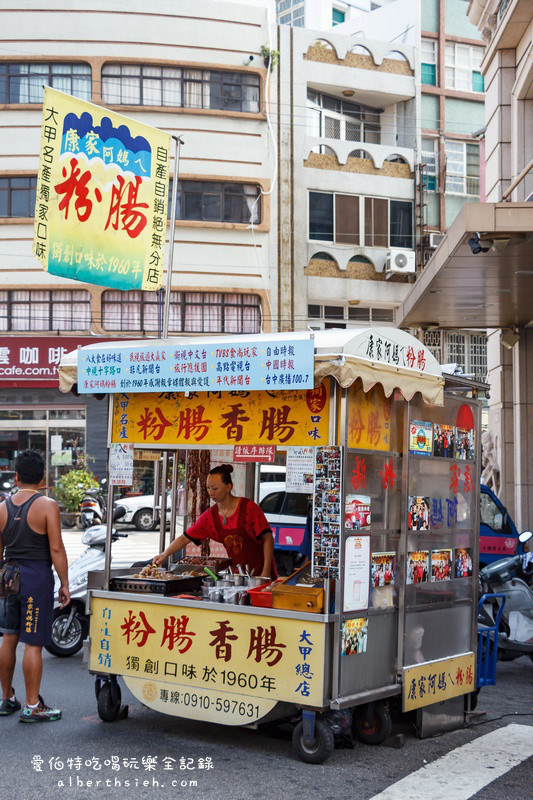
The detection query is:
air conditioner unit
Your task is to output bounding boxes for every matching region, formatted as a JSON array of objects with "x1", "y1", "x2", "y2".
[
  {"x1": 428, "y1": 232, "x2": 445, "y2": 249},
  {"x1": 385, "y1": 248, "x2": 416, "y2": 275}
]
